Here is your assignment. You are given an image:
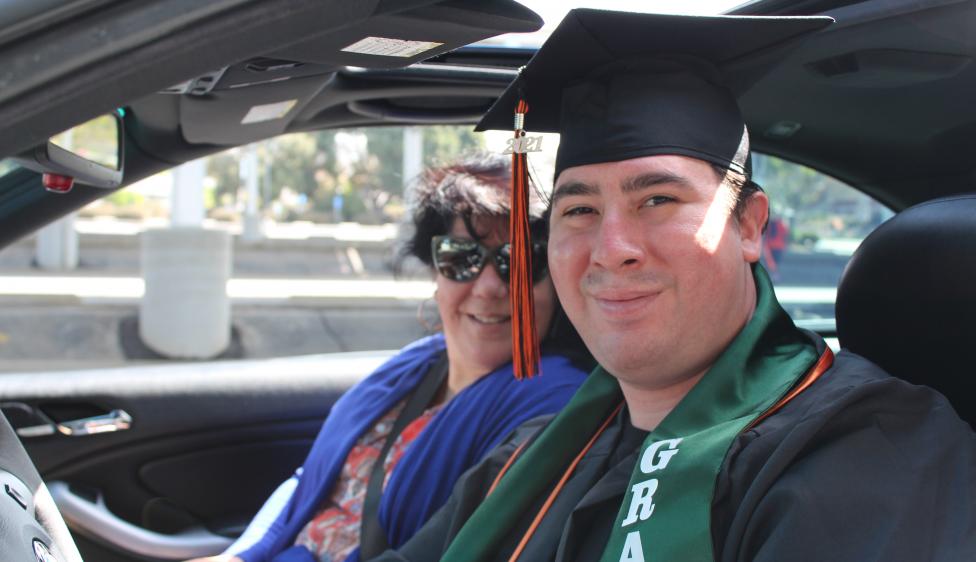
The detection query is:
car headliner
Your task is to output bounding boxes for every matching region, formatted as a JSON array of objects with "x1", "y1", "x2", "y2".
[{"x1": 0, "y1": 0, "x2": 974, "y2": 248}]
